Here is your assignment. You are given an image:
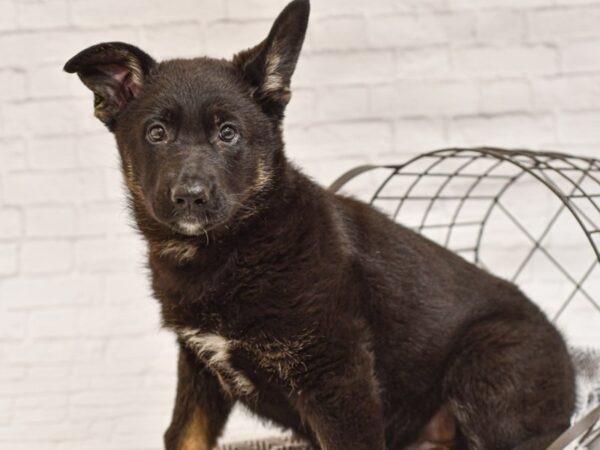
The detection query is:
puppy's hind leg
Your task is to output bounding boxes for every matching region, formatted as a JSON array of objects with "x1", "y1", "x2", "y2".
[{"x1": 441, "y1": 315, "x2": 575, "y2": 450}]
